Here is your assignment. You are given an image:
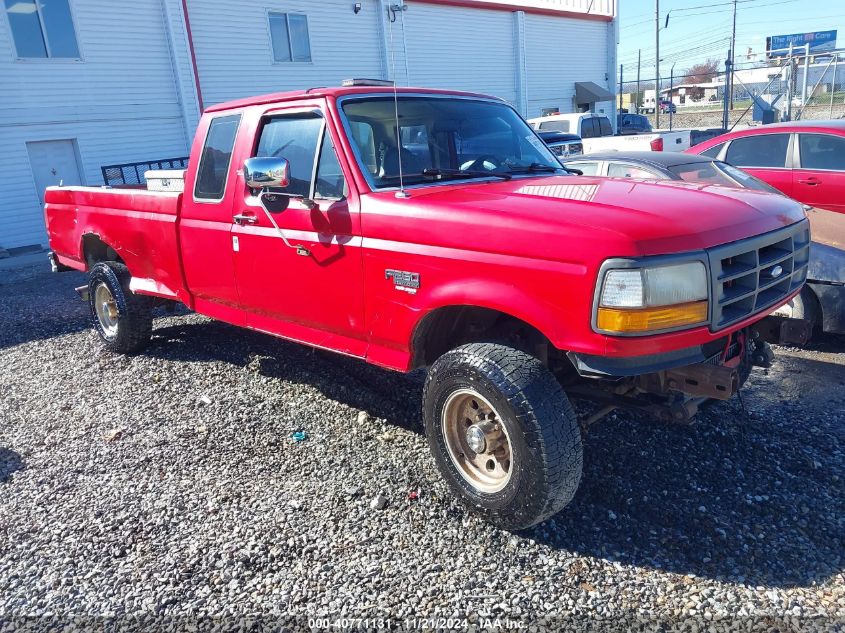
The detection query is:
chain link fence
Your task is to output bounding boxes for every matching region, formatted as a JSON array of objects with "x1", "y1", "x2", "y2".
[{"x1": 619, "y1": 53, "x2": 845, "y2": 130}]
